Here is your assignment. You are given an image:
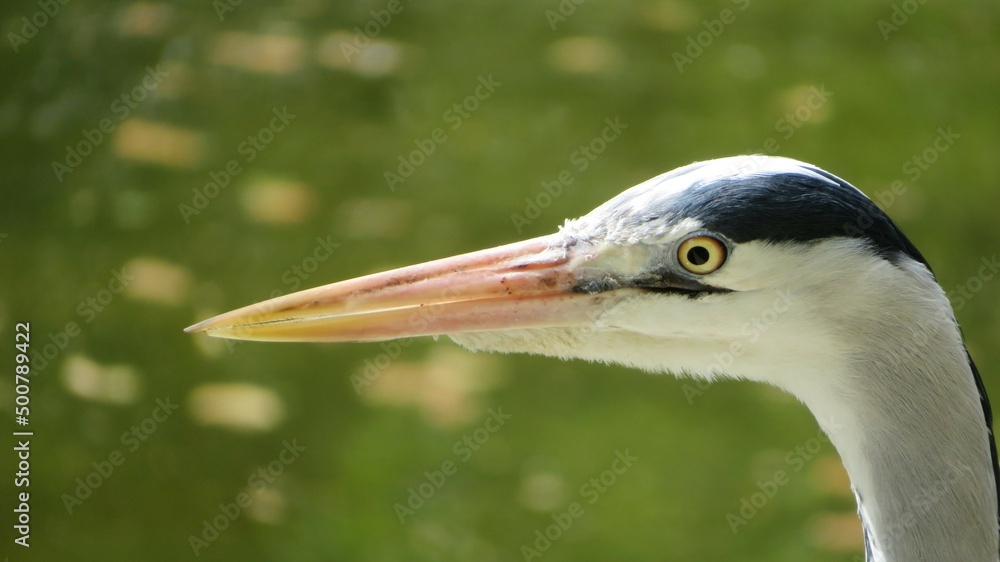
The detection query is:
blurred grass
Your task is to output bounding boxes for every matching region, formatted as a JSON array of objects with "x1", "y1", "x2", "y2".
[{"x1": 2, "y1": 1, "x2": 999, "y2": 561}]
